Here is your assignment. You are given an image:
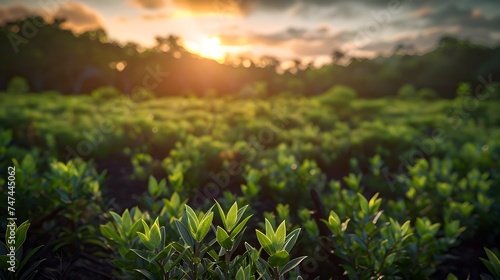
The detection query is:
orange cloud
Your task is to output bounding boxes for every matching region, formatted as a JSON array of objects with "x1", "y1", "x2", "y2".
[
  {"x1": 130, "y1": 0, "x2": 168, "y2": 9},
  {"x1": 172, "y1": 0, "x2": 252, "y2": 15},
  {"x1": 0, "y1": 3, "x2": 41, "y2": 24},
  {"x1": 54, "y1": 2, "x2": 104, "y2": 33},
  {"x1": 142, "y1": 12, "x2": 172, "y2": 20}
]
